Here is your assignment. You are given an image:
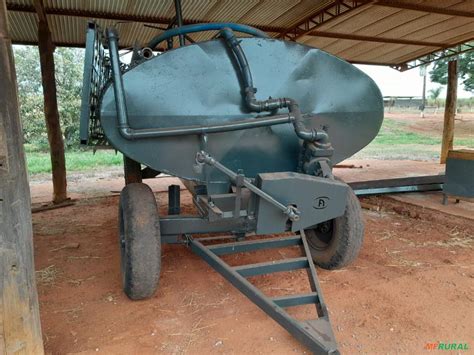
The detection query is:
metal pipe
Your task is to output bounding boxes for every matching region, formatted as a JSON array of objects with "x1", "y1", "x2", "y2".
[
  {"x1": 220, "y1": 28, "x2": 329, "y2": 144},
  {"x1": 106, "y1": 28, "x2": 131, "y2": 141},
  {"x1": 121, "y1": 114, "x2": 294, "y2": 140},
  {"x1": 125, "y1": 114, "x2": 293, "y2": 139},
  {"x1": 174, "y1": 0, "x2": 185, "y2": 47},
  {"x1": 196, "y1": 151, "x2": 300, "y2": 222},
  {"x1": 107, "y1": 27, "x2": 298, "y2": 140}
]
